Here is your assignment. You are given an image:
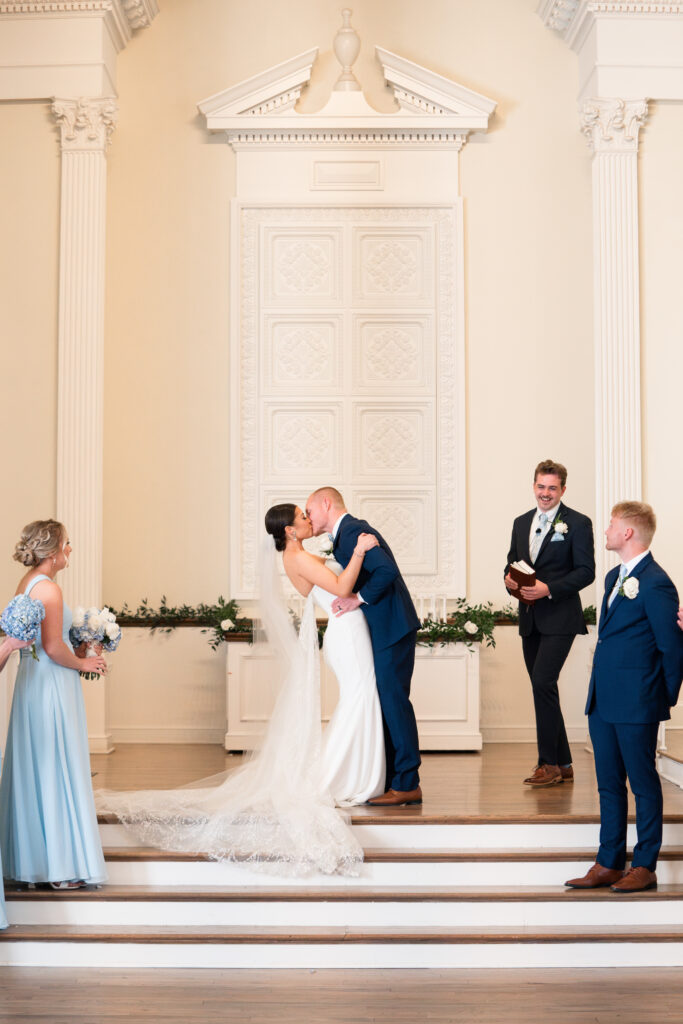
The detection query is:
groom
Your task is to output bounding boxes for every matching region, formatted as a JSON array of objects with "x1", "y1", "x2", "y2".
[{"x1": 305, "y1": 487, "x2": 422, "y2": 805}]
